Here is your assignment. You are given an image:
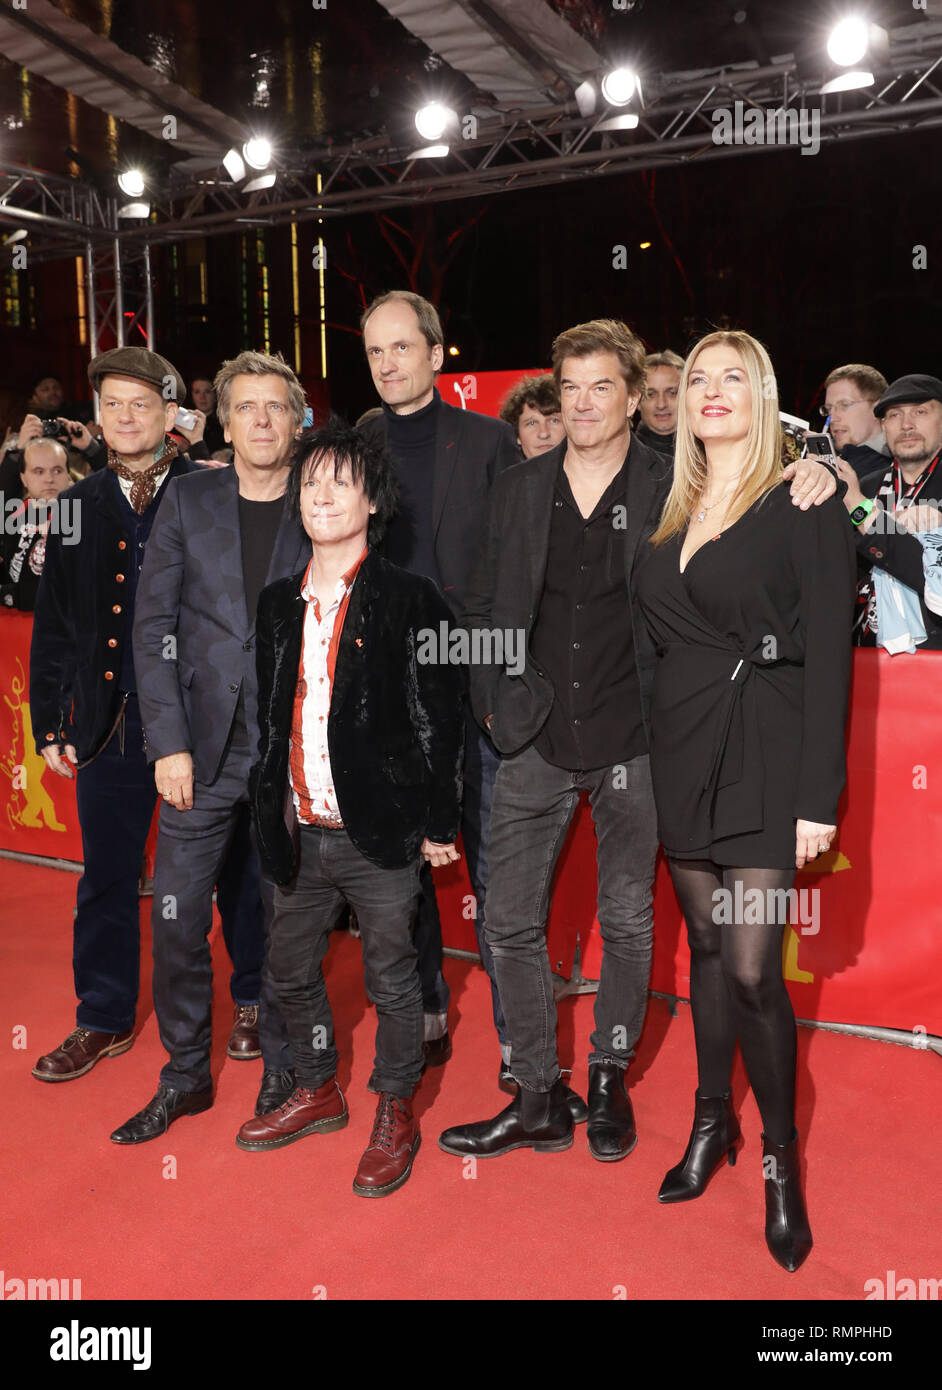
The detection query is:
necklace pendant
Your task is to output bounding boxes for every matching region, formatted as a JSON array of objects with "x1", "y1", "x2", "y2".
[{"x1": 695, "y1": 509, "x2": 706, "y2": 523}]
